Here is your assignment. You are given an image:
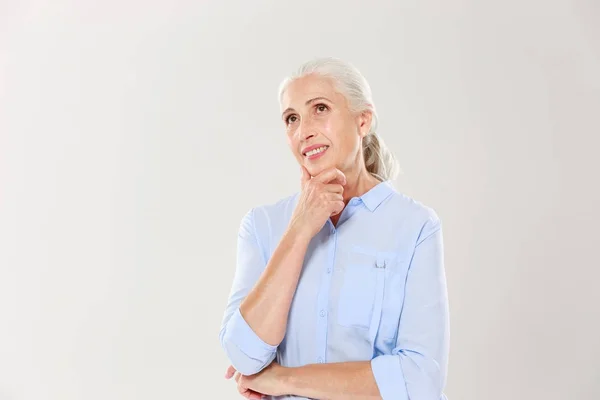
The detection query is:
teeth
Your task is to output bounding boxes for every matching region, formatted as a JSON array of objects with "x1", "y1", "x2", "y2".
[{"x1": 305, "y1": 146, "x2": 328, "y2": 157}]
